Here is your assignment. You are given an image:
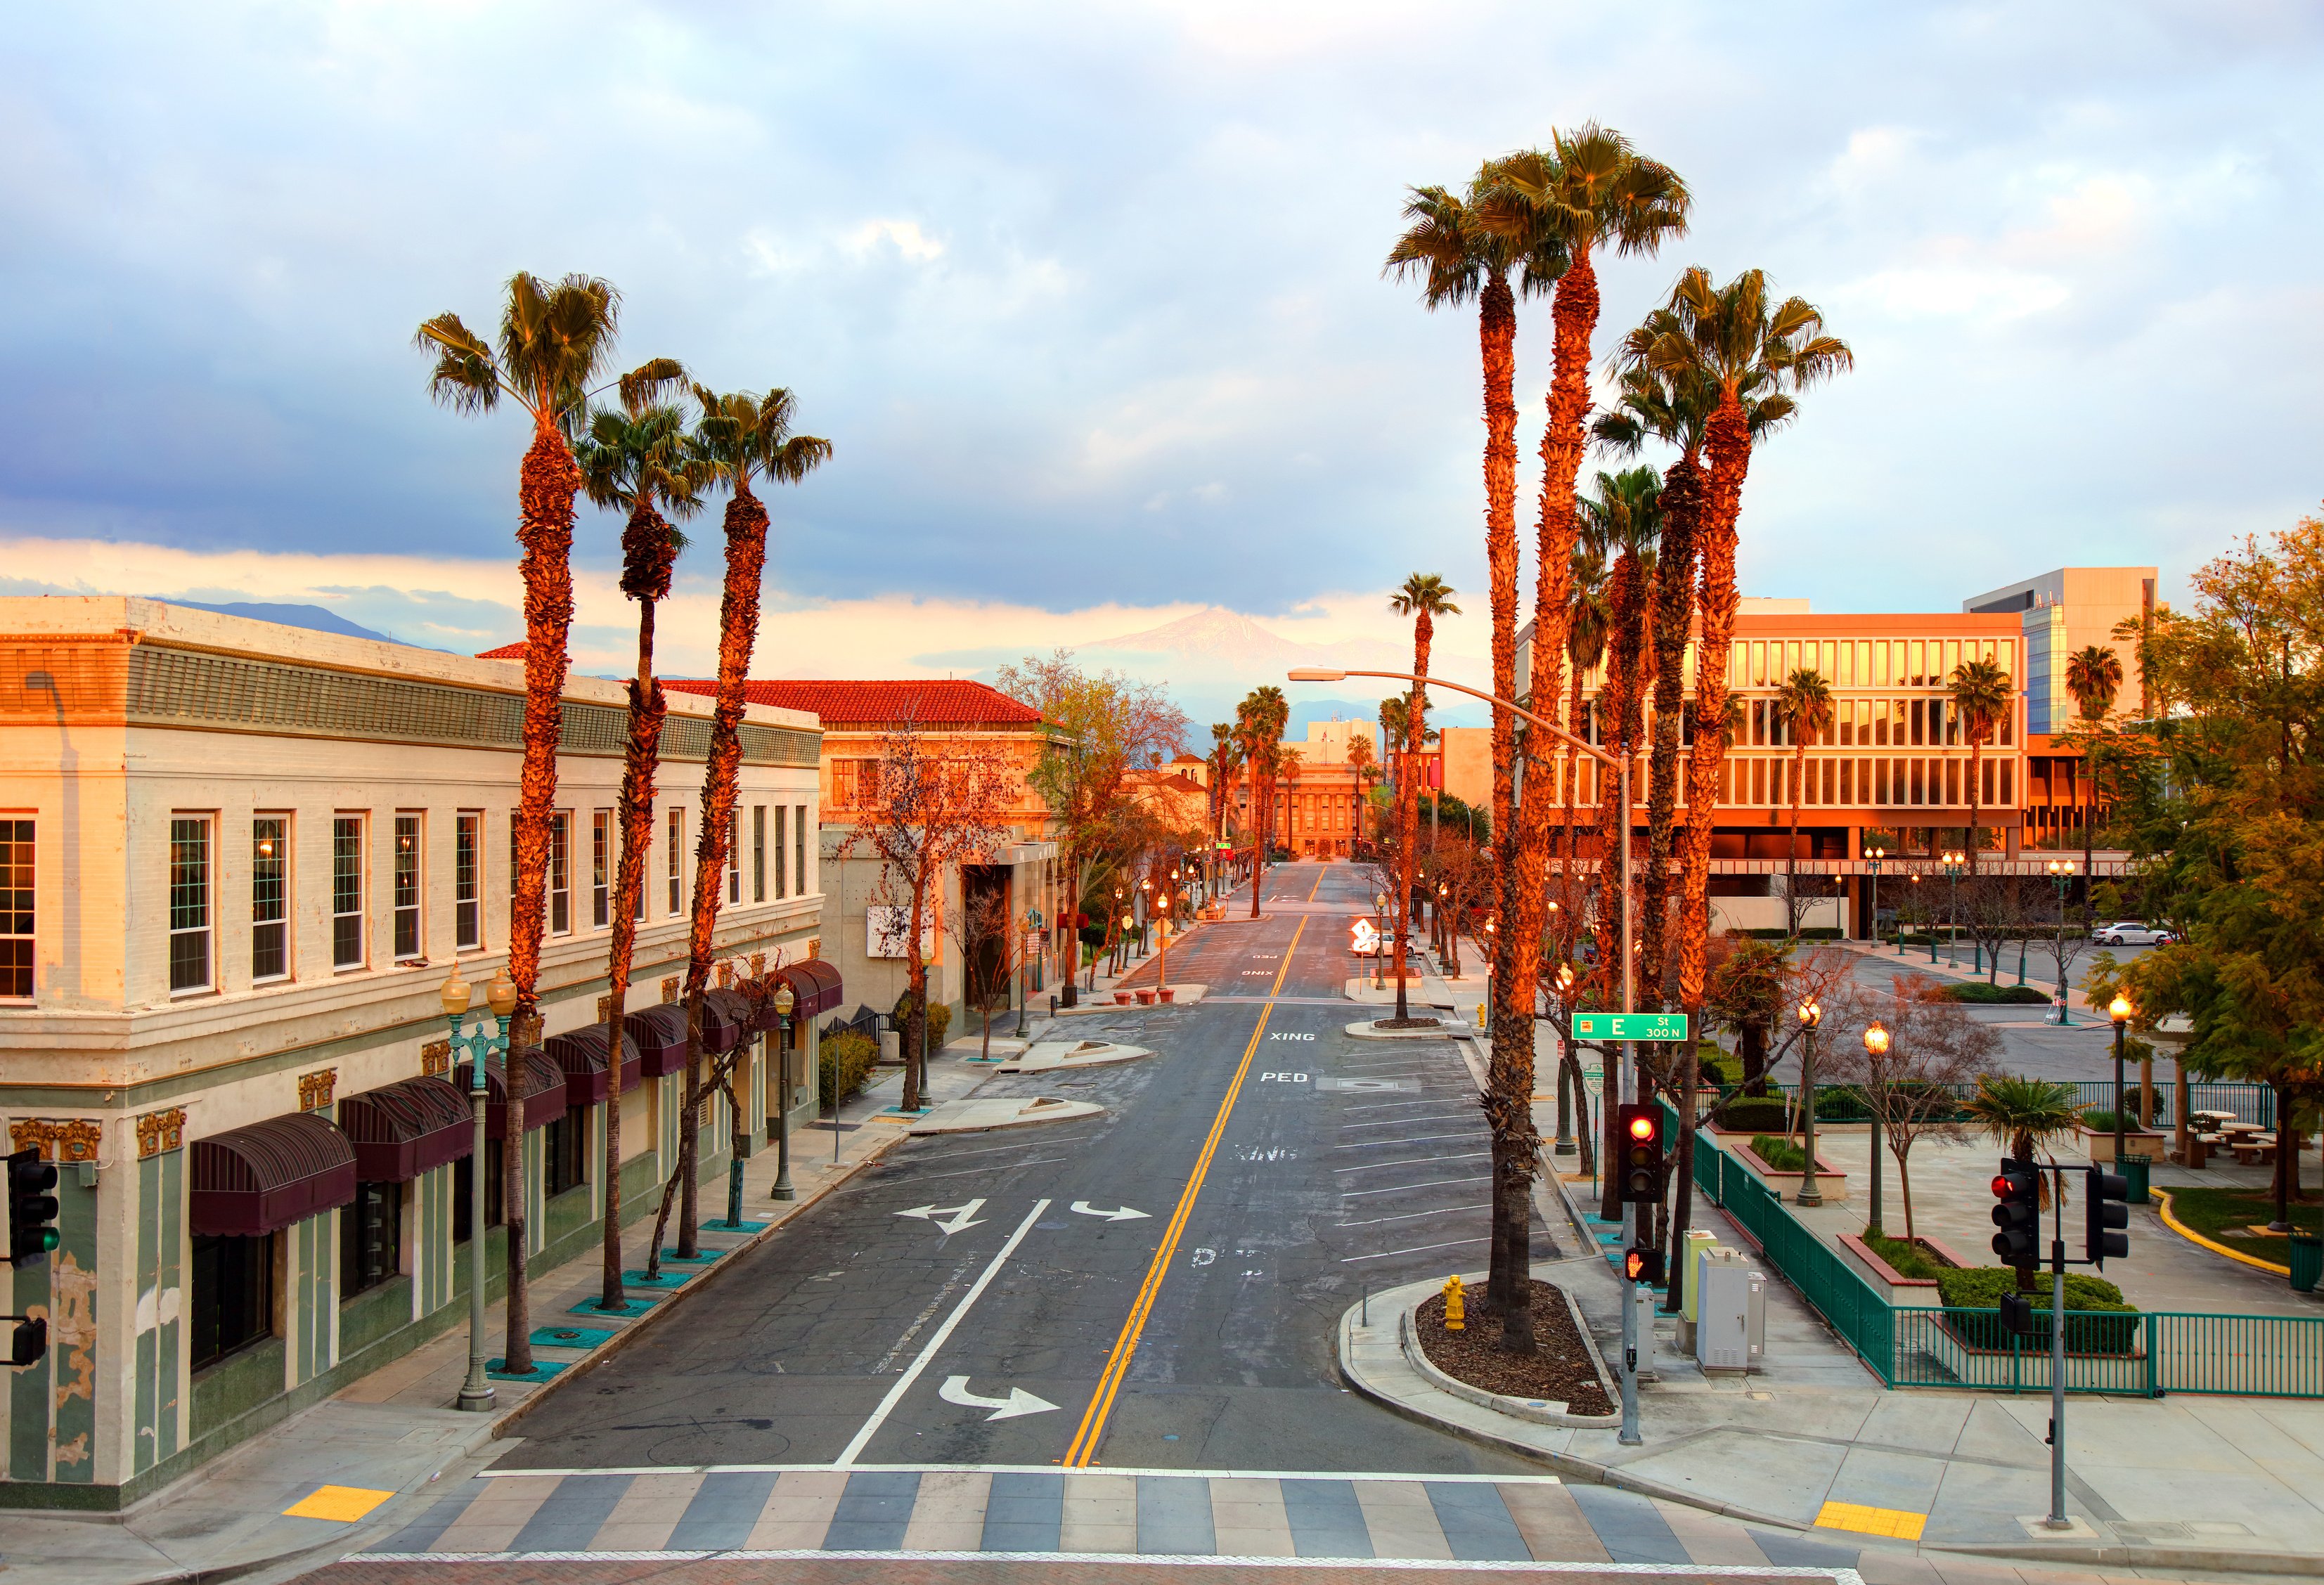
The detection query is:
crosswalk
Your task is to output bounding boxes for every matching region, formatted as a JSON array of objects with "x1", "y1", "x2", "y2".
[{"x1": 361, "y1": 1465, "x2": 1871, "y2": 1575}]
